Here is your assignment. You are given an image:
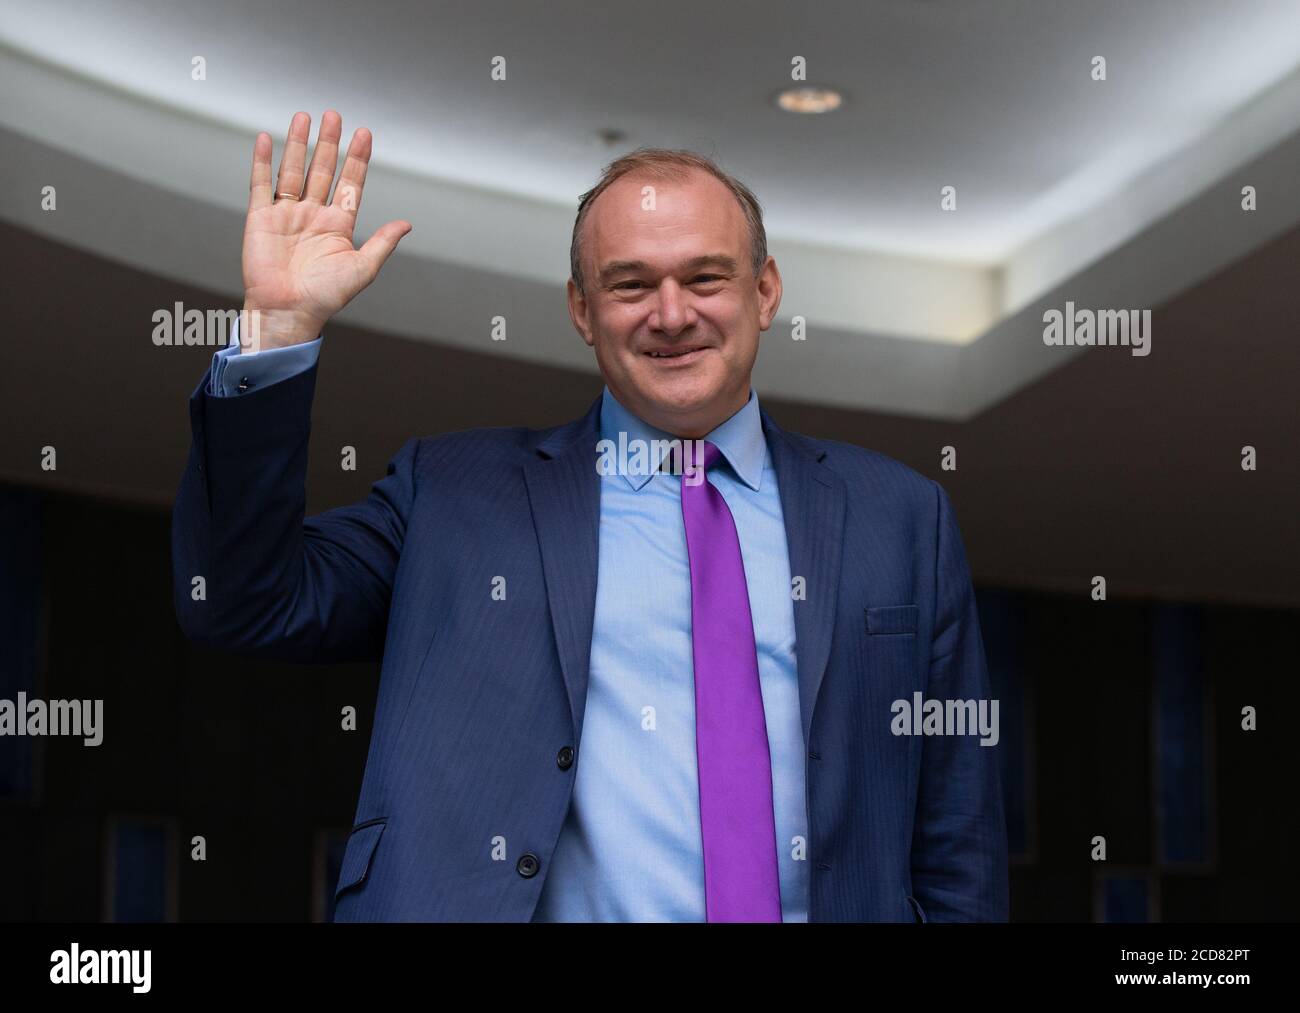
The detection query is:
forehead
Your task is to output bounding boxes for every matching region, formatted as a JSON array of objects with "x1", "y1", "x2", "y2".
[{"x1": 583, "y1": 168, "x2": 747, "y2": 263}]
